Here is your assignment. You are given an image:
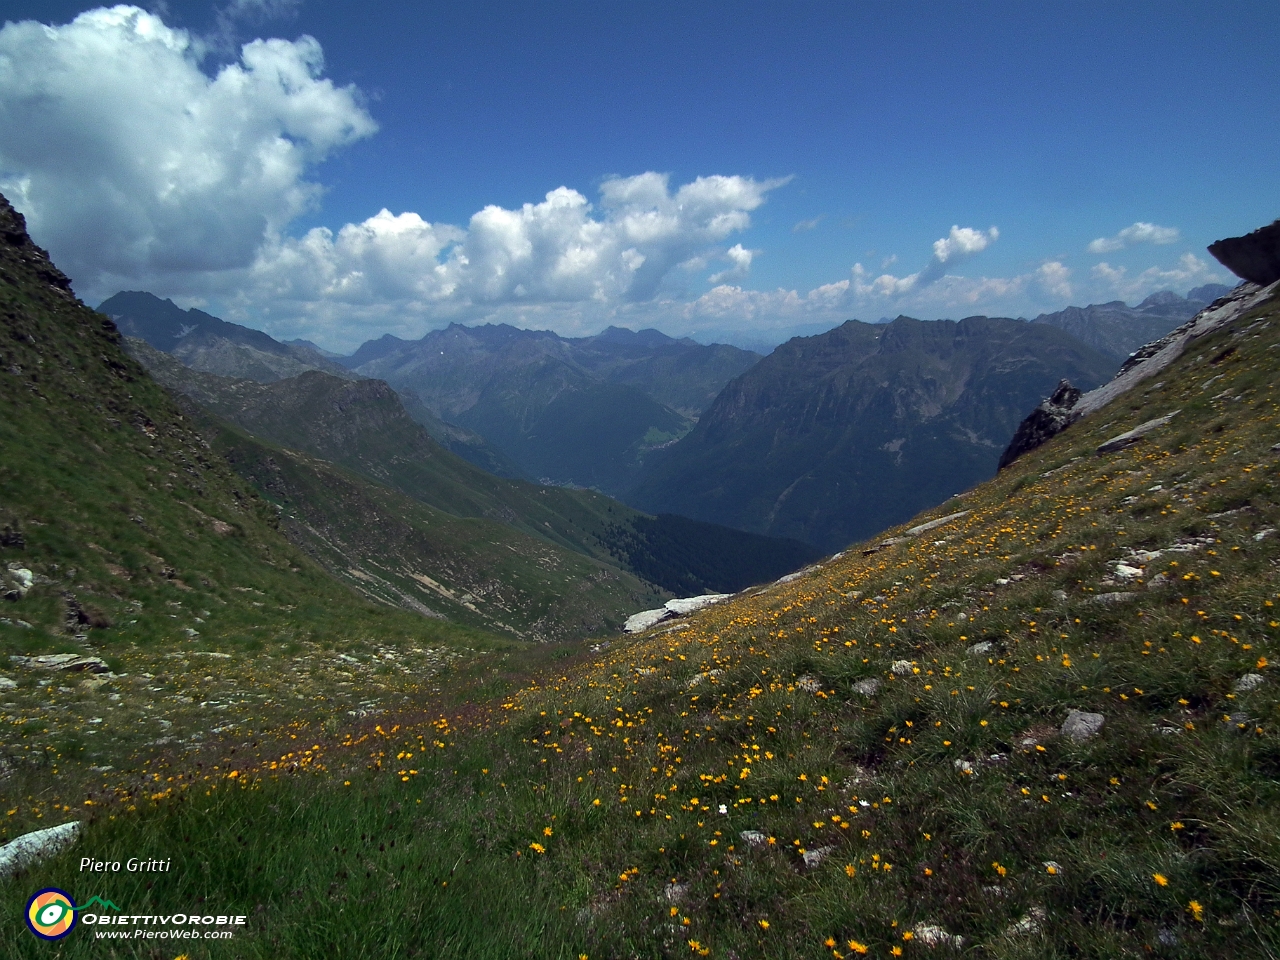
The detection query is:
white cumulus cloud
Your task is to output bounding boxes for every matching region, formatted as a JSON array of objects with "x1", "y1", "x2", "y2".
[
  {"x1": 250, "y1": 174, "x2": 784, "y2": 307},
  {"x1": 1087, "y1": 221, "x2": 1180, "y2": 254},
  {"x1": 1036, "y1": 261, "x2": 1072, "y2": 299},
  {"x1": 0, "y1": 5, "x2": 376, "y2": 294},
  {"x1": 848, "y1": 224, "x2": 999, "y2": 295},
  {"x1": 708, "y1": 244, "x2": 757, "y2": 284}
]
